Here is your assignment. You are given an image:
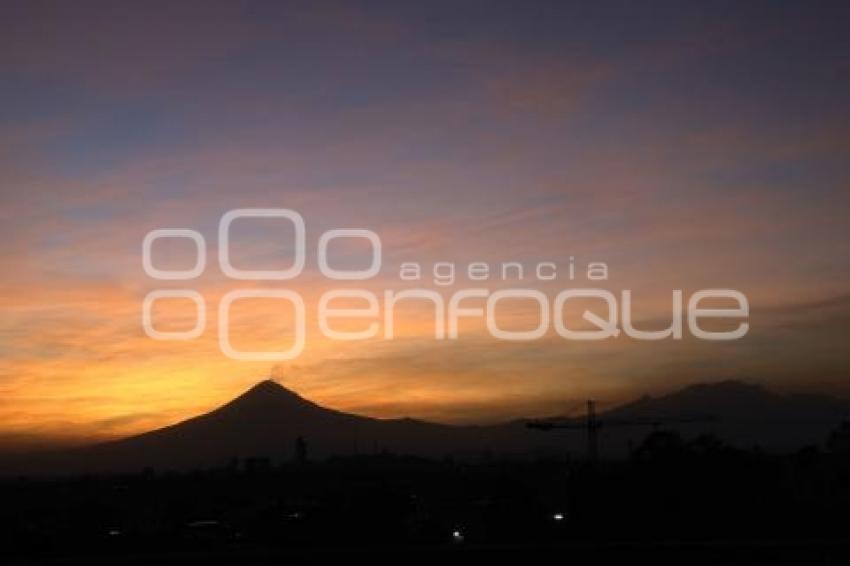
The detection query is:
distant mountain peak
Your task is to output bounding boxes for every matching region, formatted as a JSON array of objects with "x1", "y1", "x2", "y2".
[
  {"x1": 219, "y1": 379, "x2": 318, "y2": 413},
  {"x1": 683, "y1": 380, "x2": 769, "y2": 394},
  {"x1": 673, "y1": 380, "x2": 779, "y2": 403},
  {"x1": 246, "y1": 379, "x2": 288, "y2": 395}
]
